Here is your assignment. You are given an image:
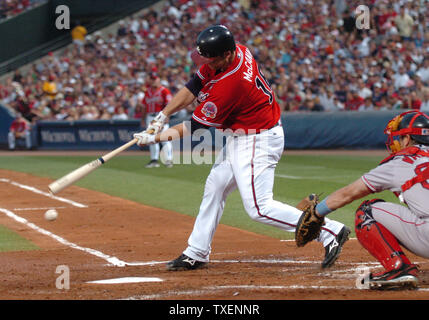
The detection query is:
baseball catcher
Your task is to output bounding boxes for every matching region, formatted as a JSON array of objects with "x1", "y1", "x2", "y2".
[{"x1": 296, "y1": 111, "x2": 429, "y2": 290}]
